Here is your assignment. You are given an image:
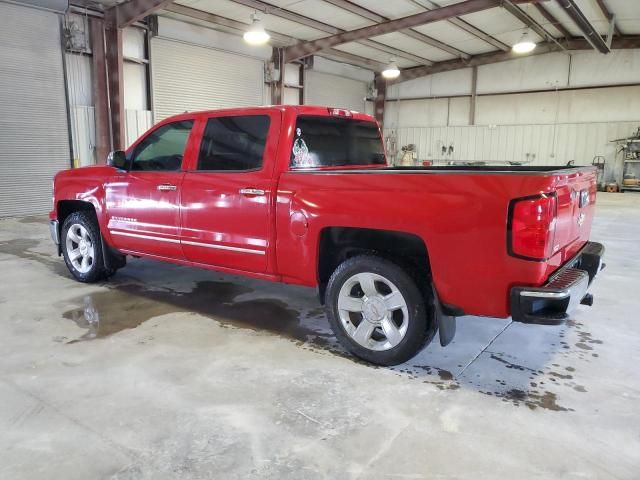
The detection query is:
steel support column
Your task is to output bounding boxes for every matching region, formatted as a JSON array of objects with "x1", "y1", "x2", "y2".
[
  {"x1": 271, "y1": 49, "x2": 285, "y2": 105},
  {"x1": 374, "y1": 75, "x2": 386, "y2": 129},
  {"x1": 104, "y1": 14, "x2": 126, "y2": 151},
  {"x1": 469, "y1": 66, "x2": 477, "y2": 126},
  {"x1": 89, "y1": 18, "x2": 111, "y2": 163}
]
